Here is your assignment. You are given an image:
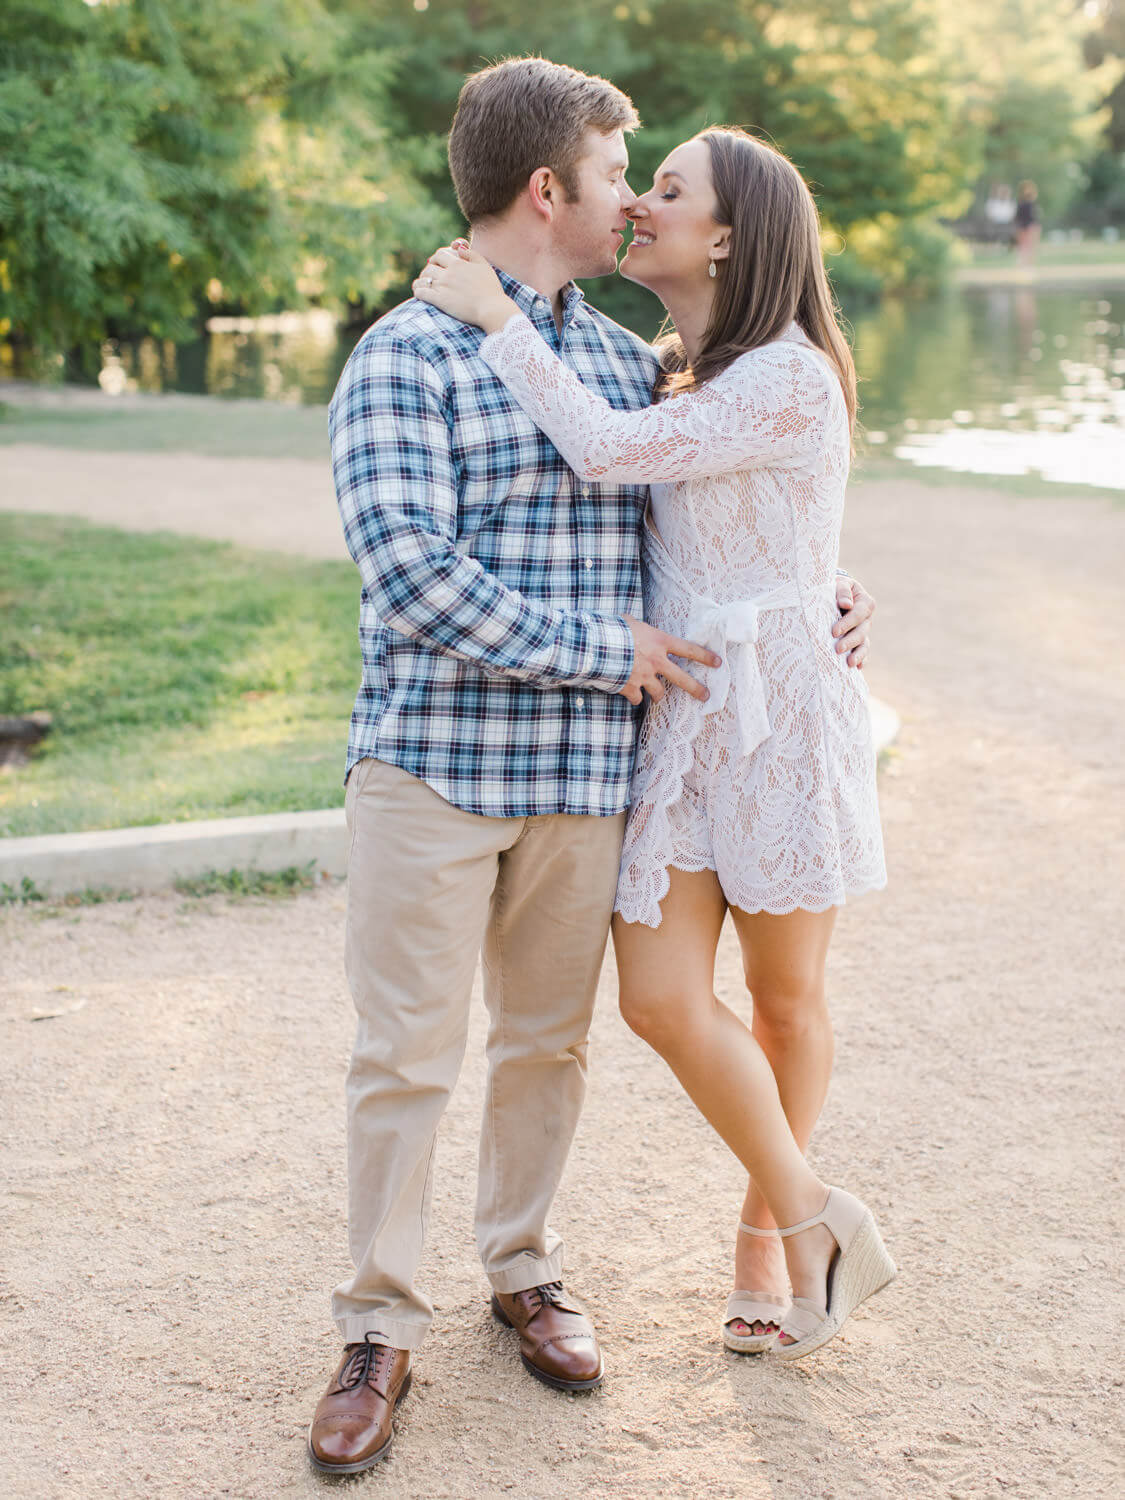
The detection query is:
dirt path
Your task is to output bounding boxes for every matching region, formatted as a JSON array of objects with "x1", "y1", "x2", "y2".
[
  {"x1": 1, "y1": 443, "x2": 345, "y2": 560},
  {"x1": 2, "y1": 471, "x2": 1123, "y2": 1498}
]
